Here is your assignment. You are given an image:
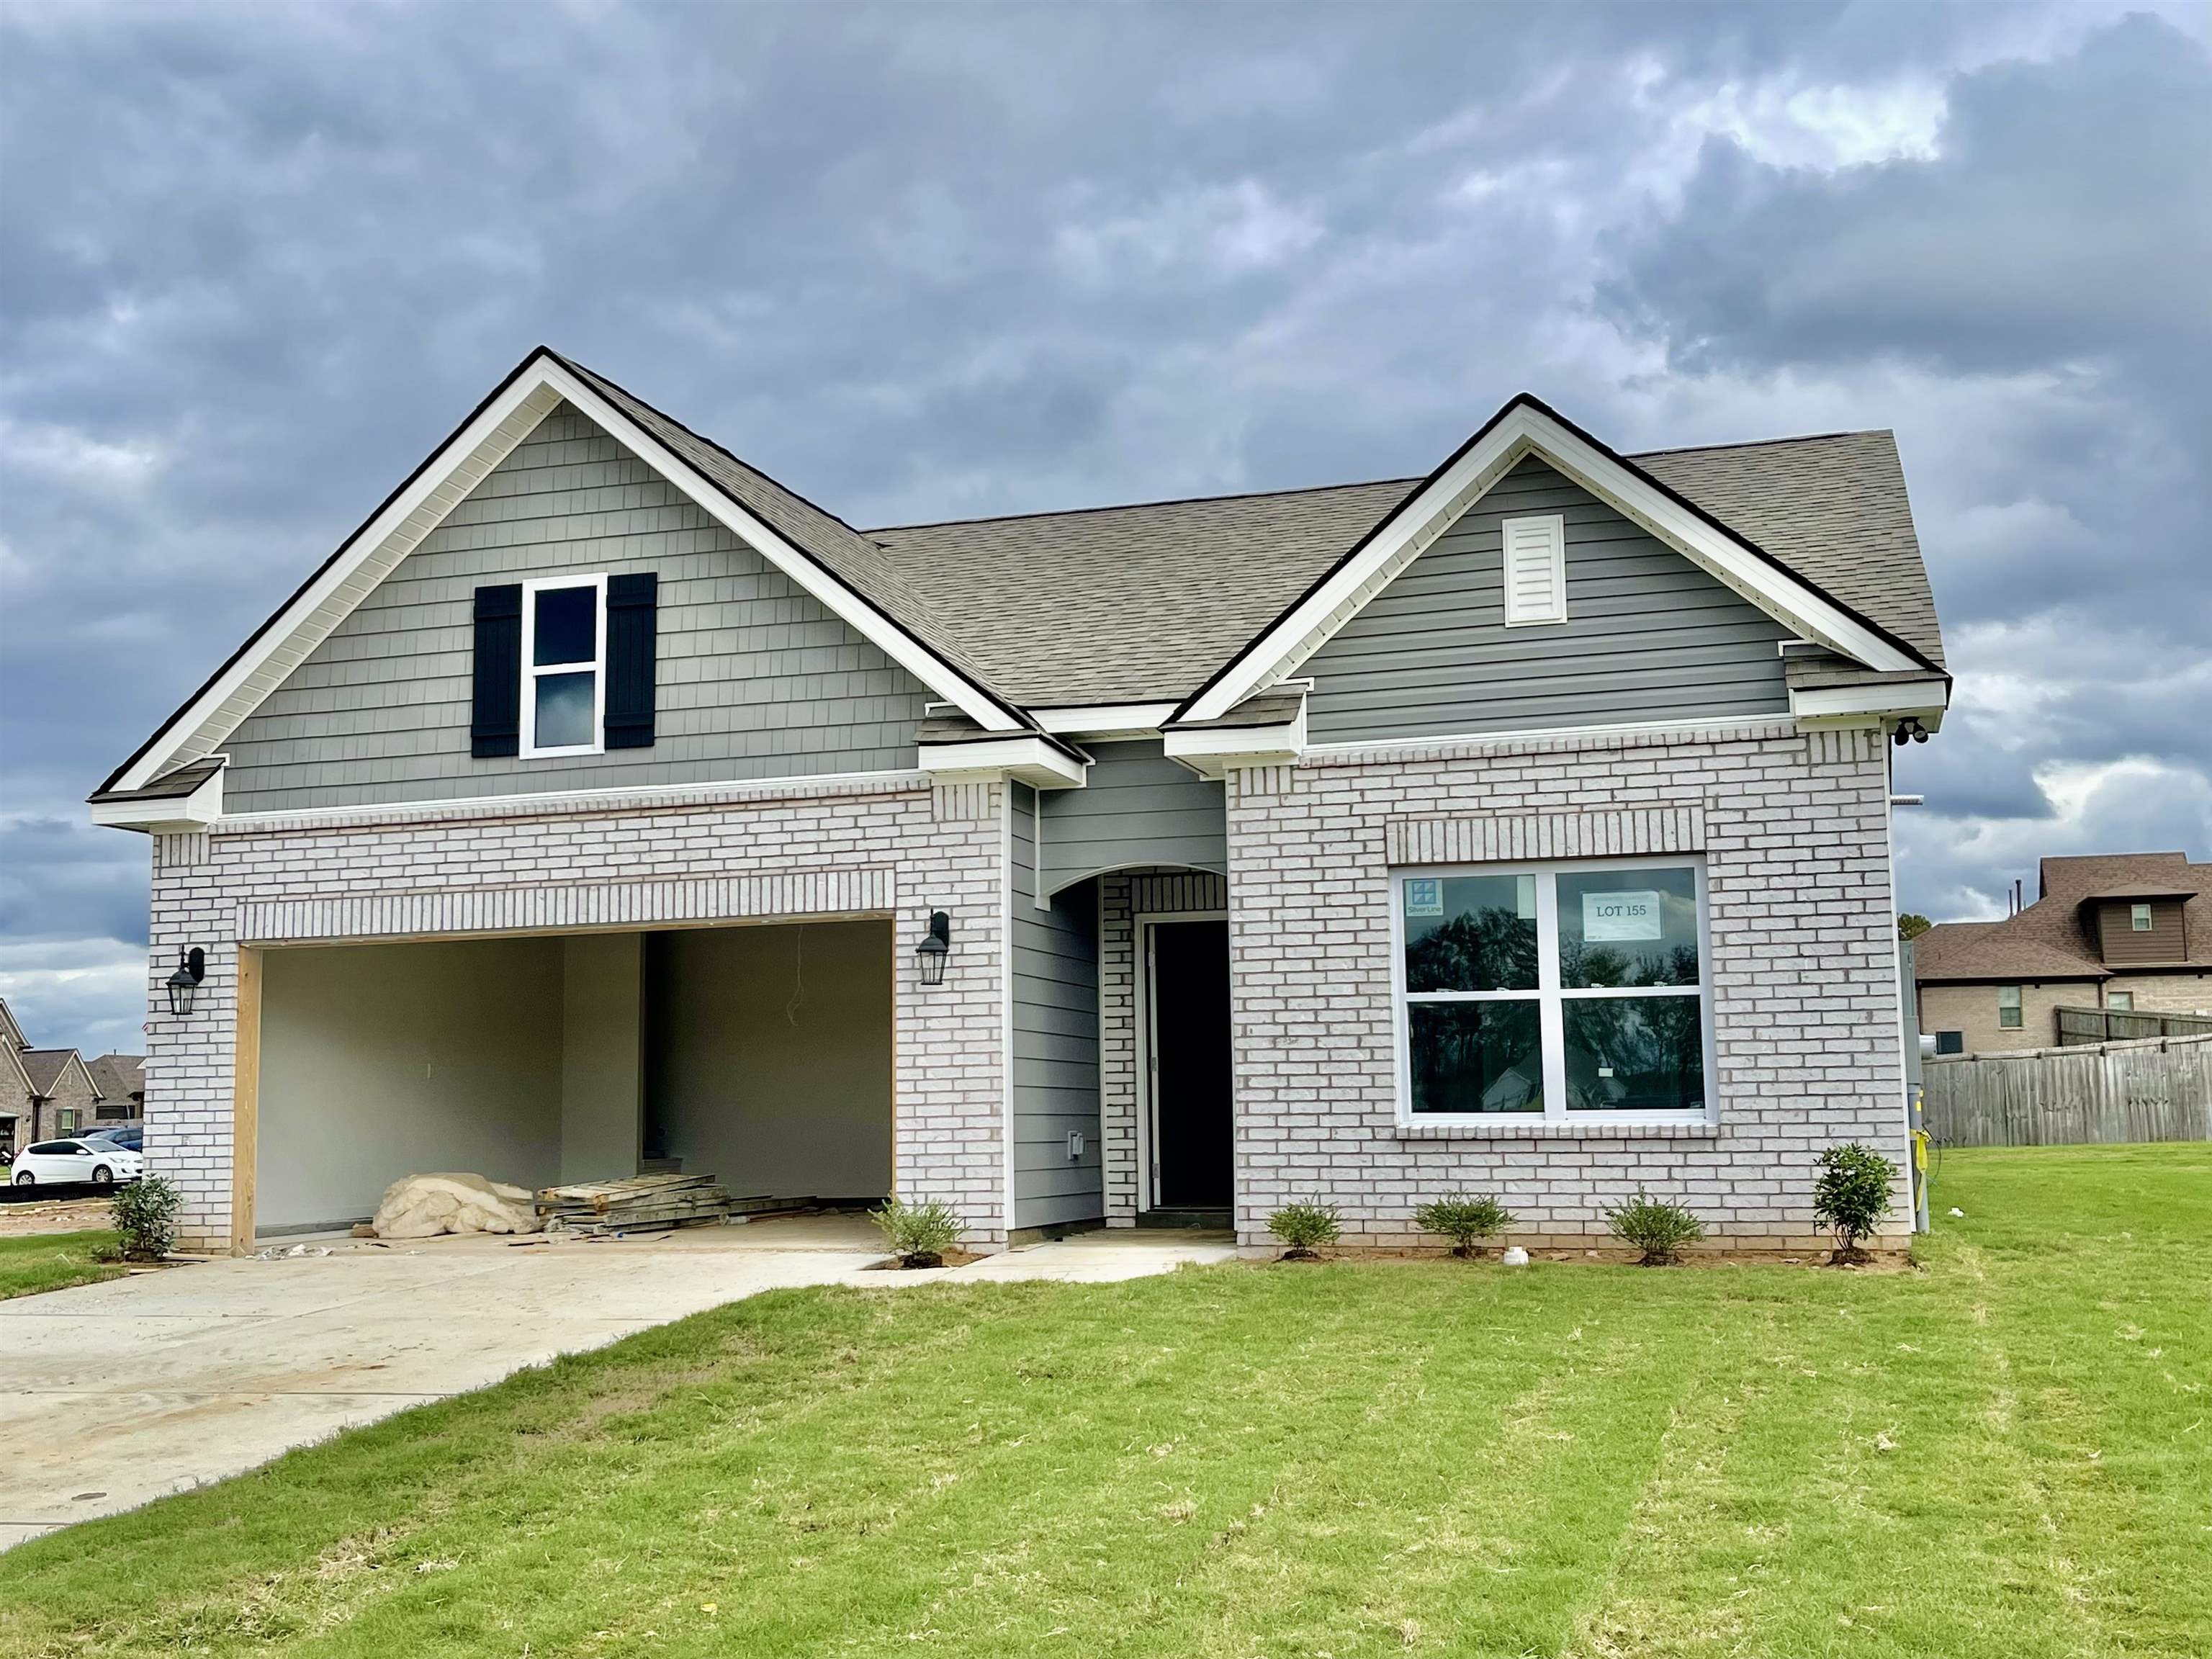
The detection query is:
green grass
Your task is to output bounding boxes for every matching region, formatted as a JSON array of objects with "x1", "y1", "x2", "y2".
[
  {"x1": 0, "y1": 1228, "x2": 122, "y2": 1300},
  {"x1": 1, "y1": 1145, "x2": 2206, "y2": 1657}
]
